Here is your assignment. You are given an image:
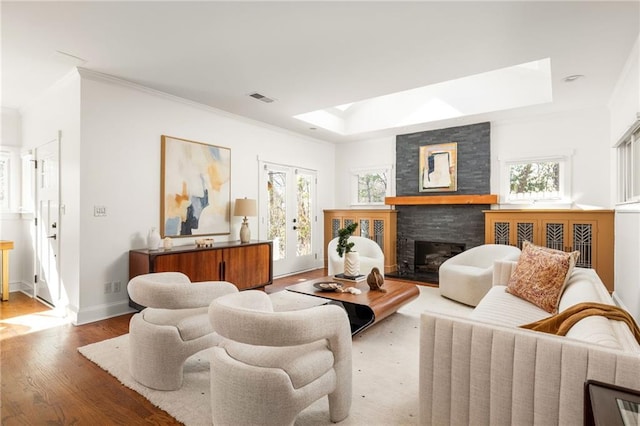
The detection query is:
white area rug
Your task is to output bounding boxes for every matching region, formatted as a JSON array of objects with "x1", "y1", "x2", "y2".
[{"x1": 78, "y1": 286, "x2": 471, "y2": 425}]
